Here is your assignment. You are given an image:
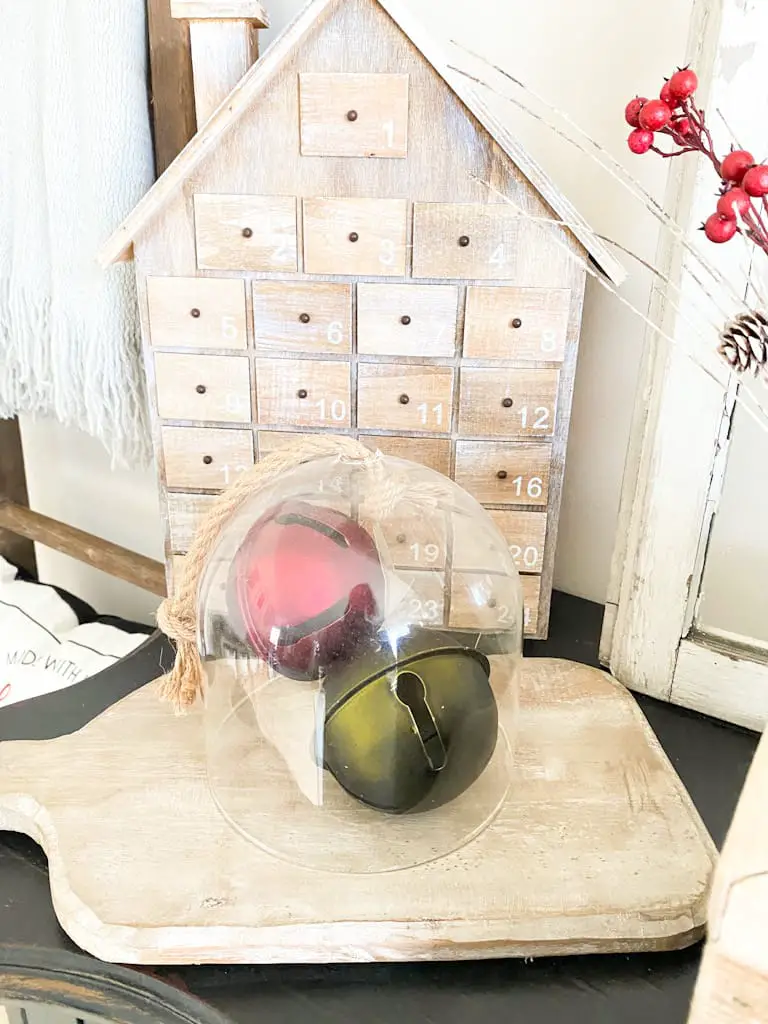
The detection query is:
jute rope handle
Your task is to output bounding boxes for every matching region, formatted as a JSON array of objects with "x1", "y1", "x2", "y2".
[{"x1": 156, "y1": 434, "x2": 376, "y2": 710}]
